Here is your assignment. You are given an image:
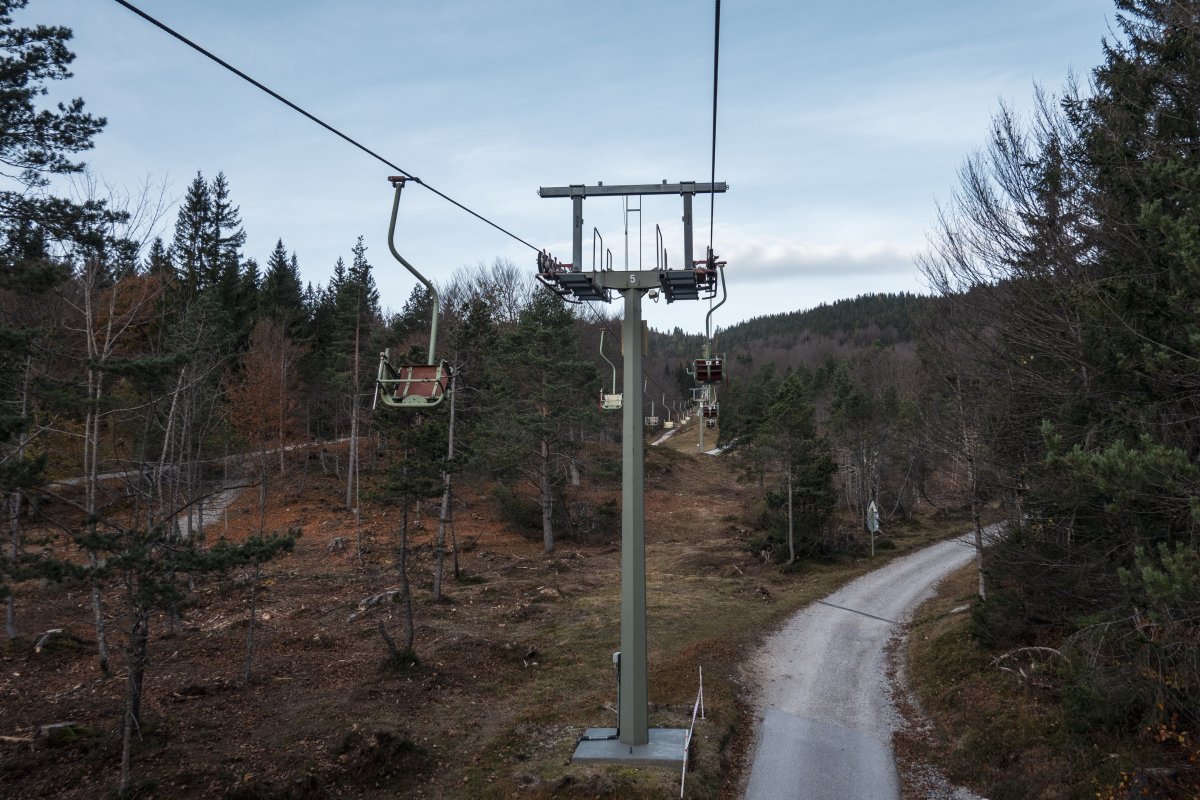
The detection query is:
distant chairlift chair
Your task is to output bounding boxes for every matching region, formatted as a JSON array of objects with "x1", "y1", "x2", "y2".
[
  {"x1": 598, "y1": 329, "x2": 622, "y2": 411},
  {"x1": 643, "y1": 380, "x2": 659, "y2": 428}
]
